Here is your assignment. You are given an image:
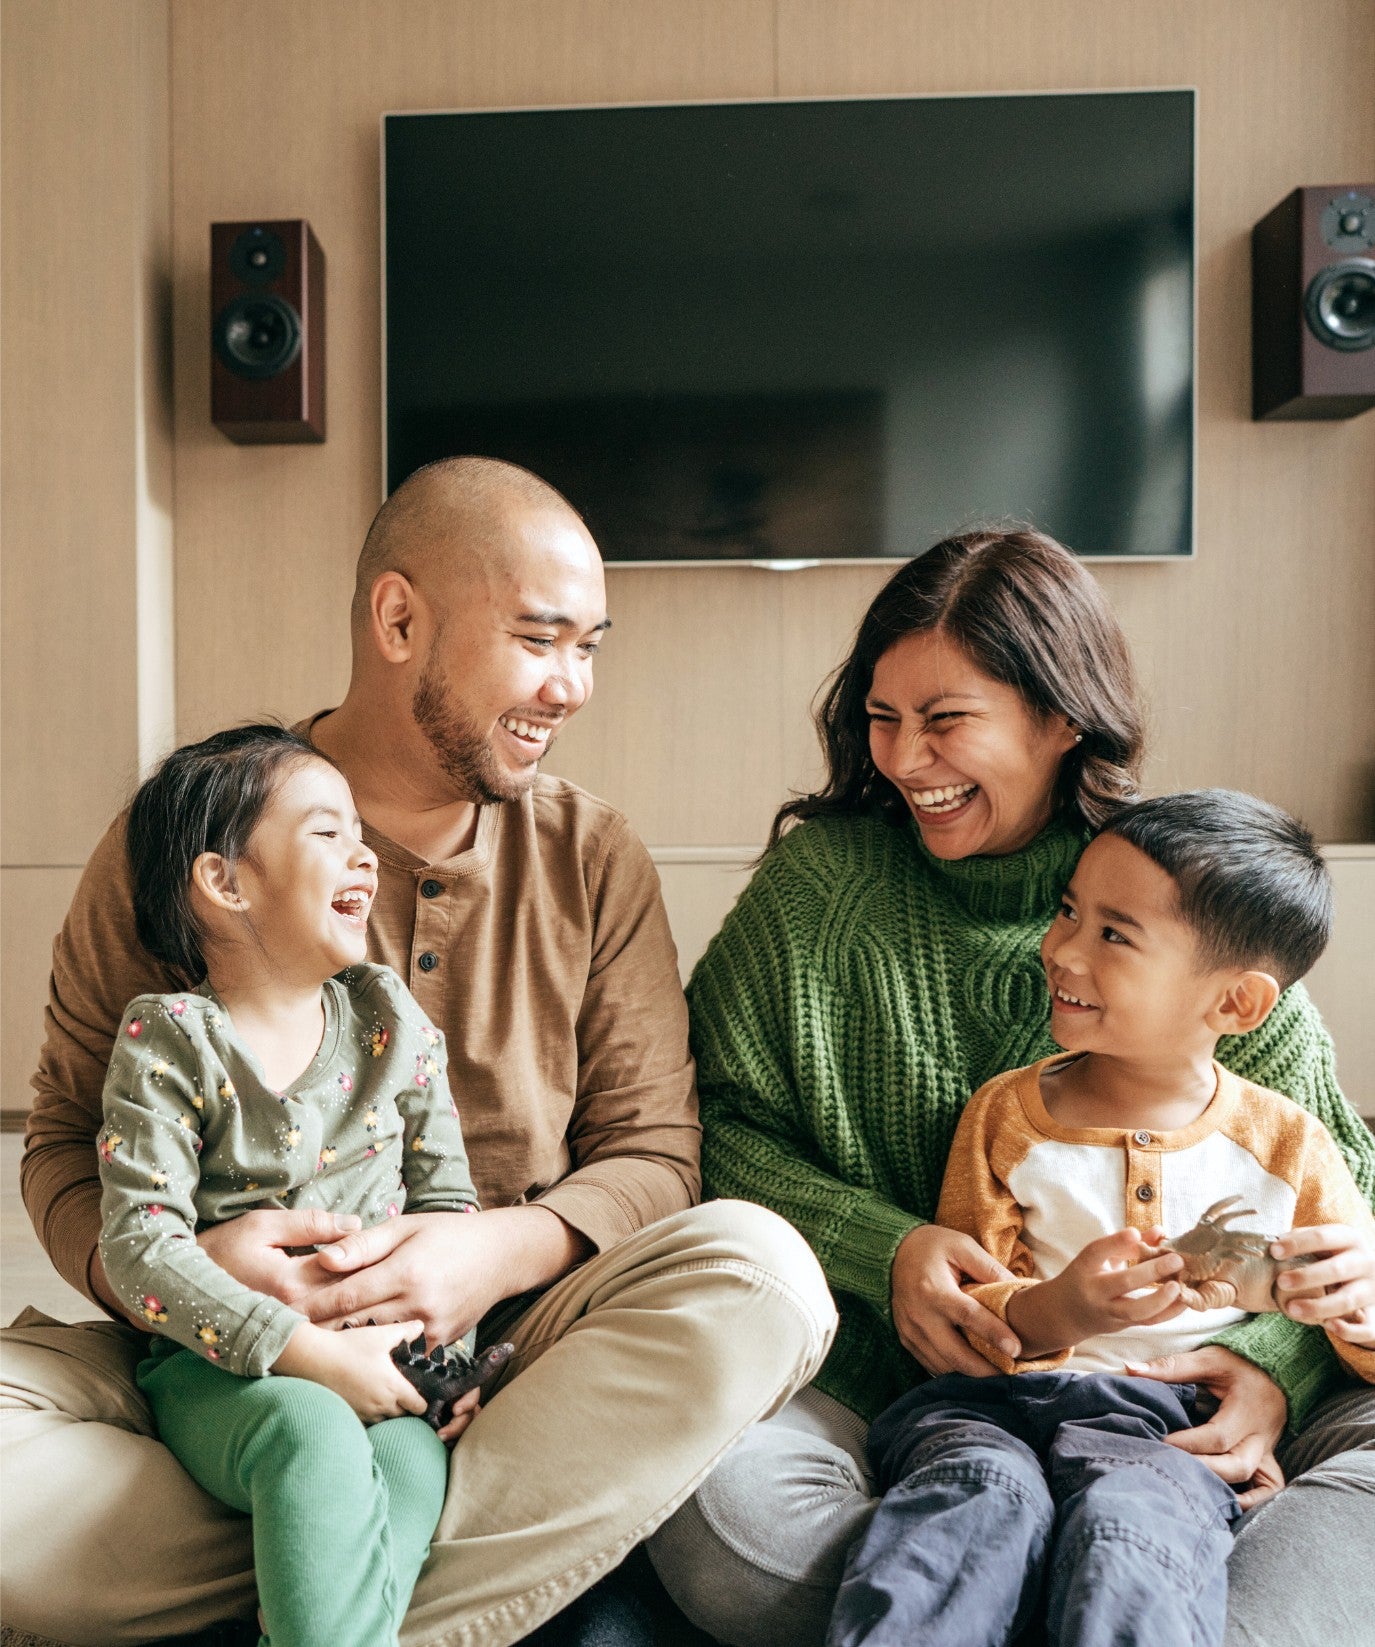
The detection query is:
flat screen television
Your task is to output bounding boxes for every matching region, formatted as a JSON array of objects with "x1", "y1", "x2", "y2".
[{"x1": 383, "y1": 91, "x2": 1195, "y2": 565}]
